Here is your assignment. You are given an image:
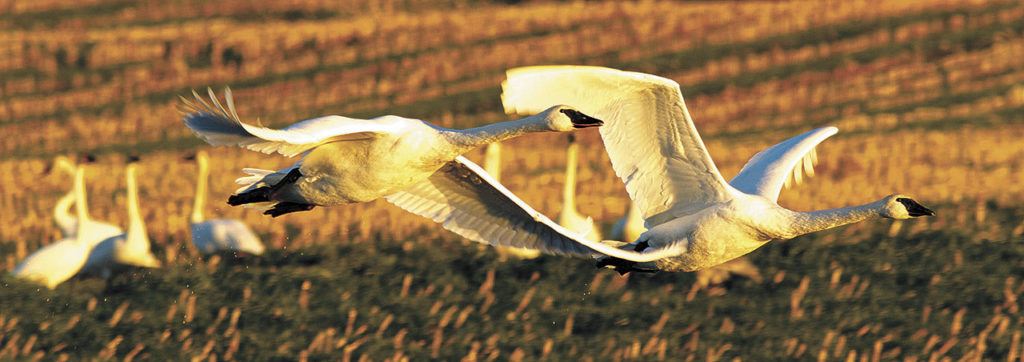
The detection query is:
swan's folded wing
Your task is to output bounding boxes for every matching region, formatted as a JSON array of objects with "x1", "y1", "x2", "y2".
[
  {"x1": 181, "y1": 88, "x2": 397, "y2": 157},
  {"x1": 729, "y1": 127, "x2": 838, "y2": 203},
  {"x1": 386, "y1": 157, "x2": 686, "y2": 262},
  {"x1": 503, "y1": 66, "x2": 734, "y2": 227}
]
